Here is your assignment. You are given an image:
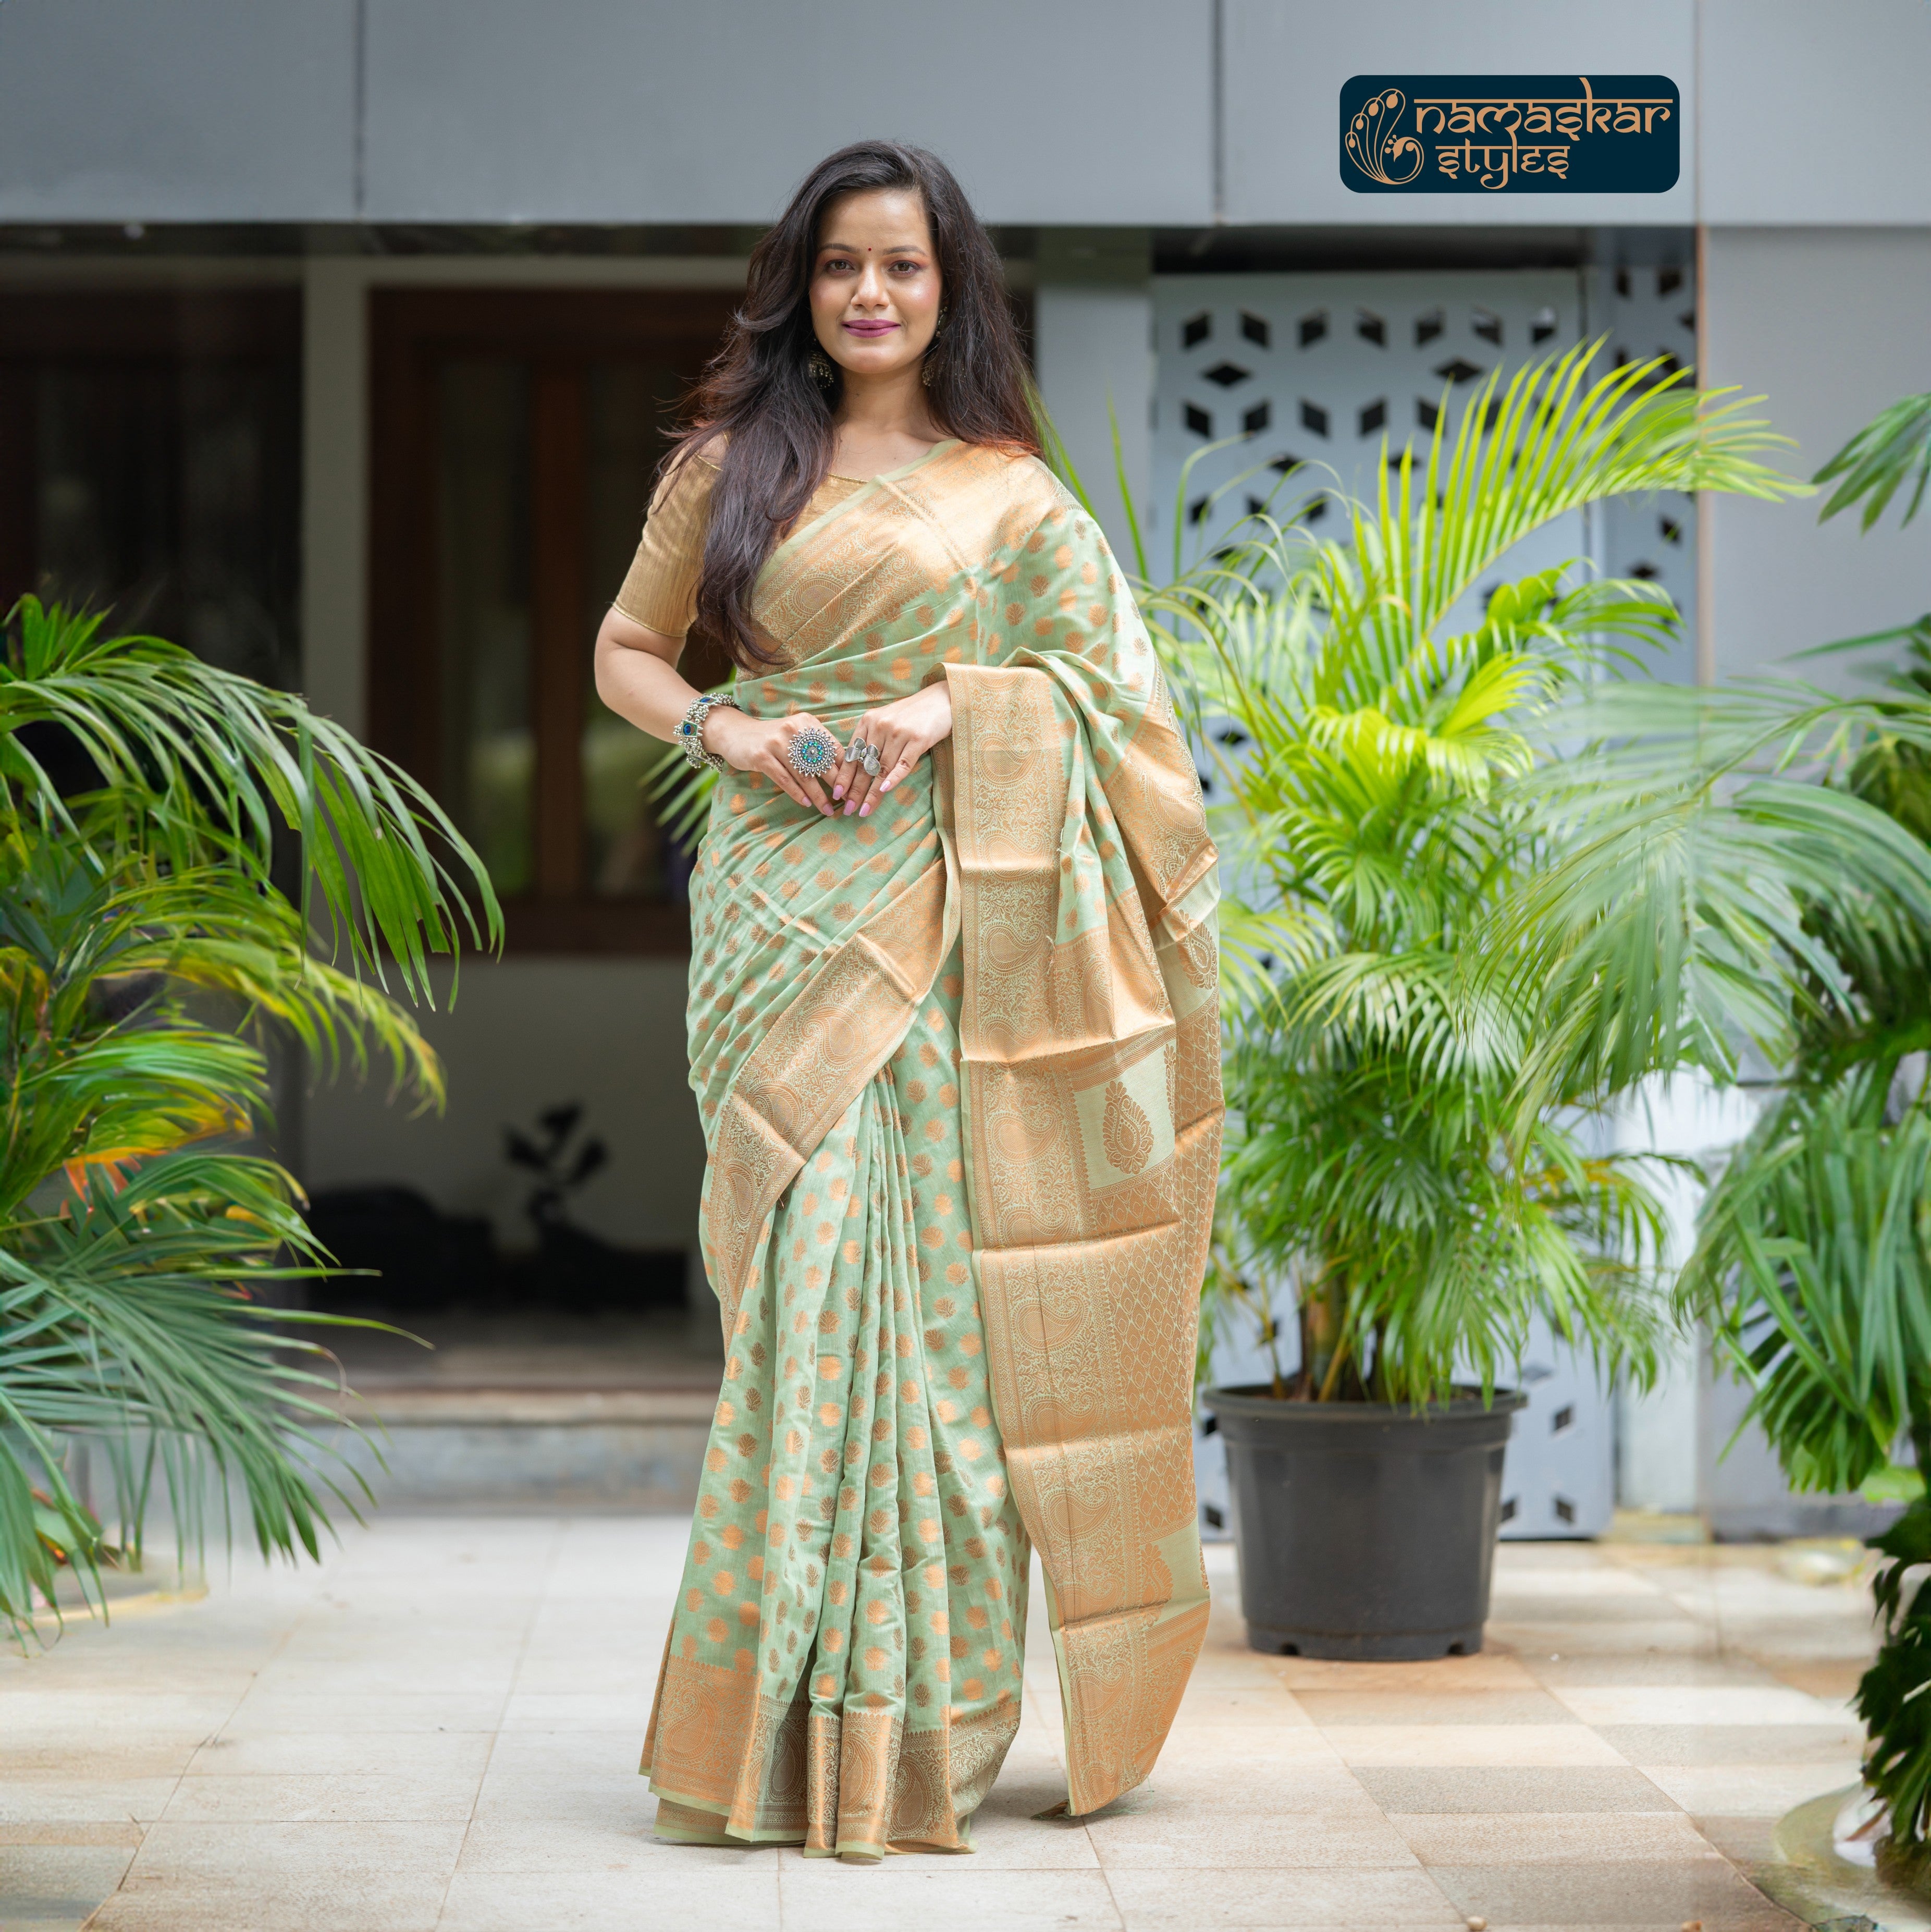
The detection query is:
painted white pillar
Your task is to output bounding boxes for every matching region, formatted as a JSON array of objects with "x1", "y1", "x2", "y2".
[{"x1": 1032, "y1": 230, "x2": 1154, "y2": 574}]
